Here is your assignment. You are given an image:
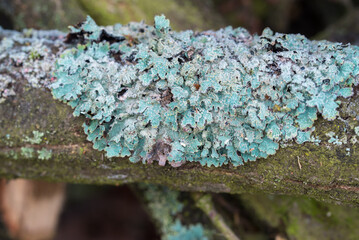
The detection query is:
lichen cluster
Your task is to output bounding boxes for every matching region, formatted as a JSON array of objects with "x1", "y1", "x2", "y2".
[
  {"x1": 51, "y1": 15, "x2": 359, "y2": 166},
  {"x1": 18, "y1": 131, "x2": 52, "y2": 160},
  {"x1": 0, "y1": 27, "x2": 65, "y2": 103}
]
